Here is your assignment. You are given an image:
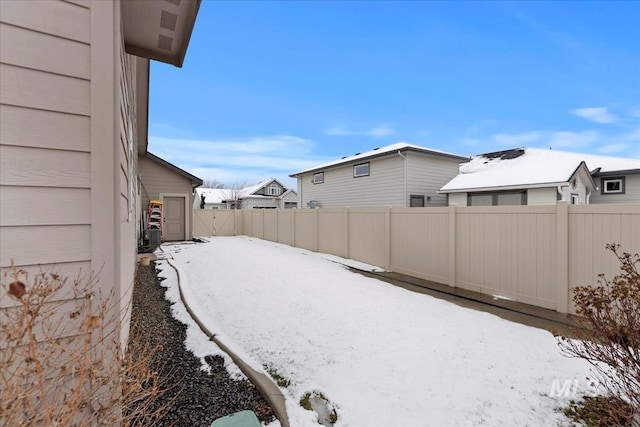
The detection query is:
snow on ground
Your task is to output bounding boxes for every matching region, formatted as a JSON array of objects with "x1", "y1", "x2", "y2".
[{"x1": 158, "y1": 236, "x2": 594, "y2": 427}]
